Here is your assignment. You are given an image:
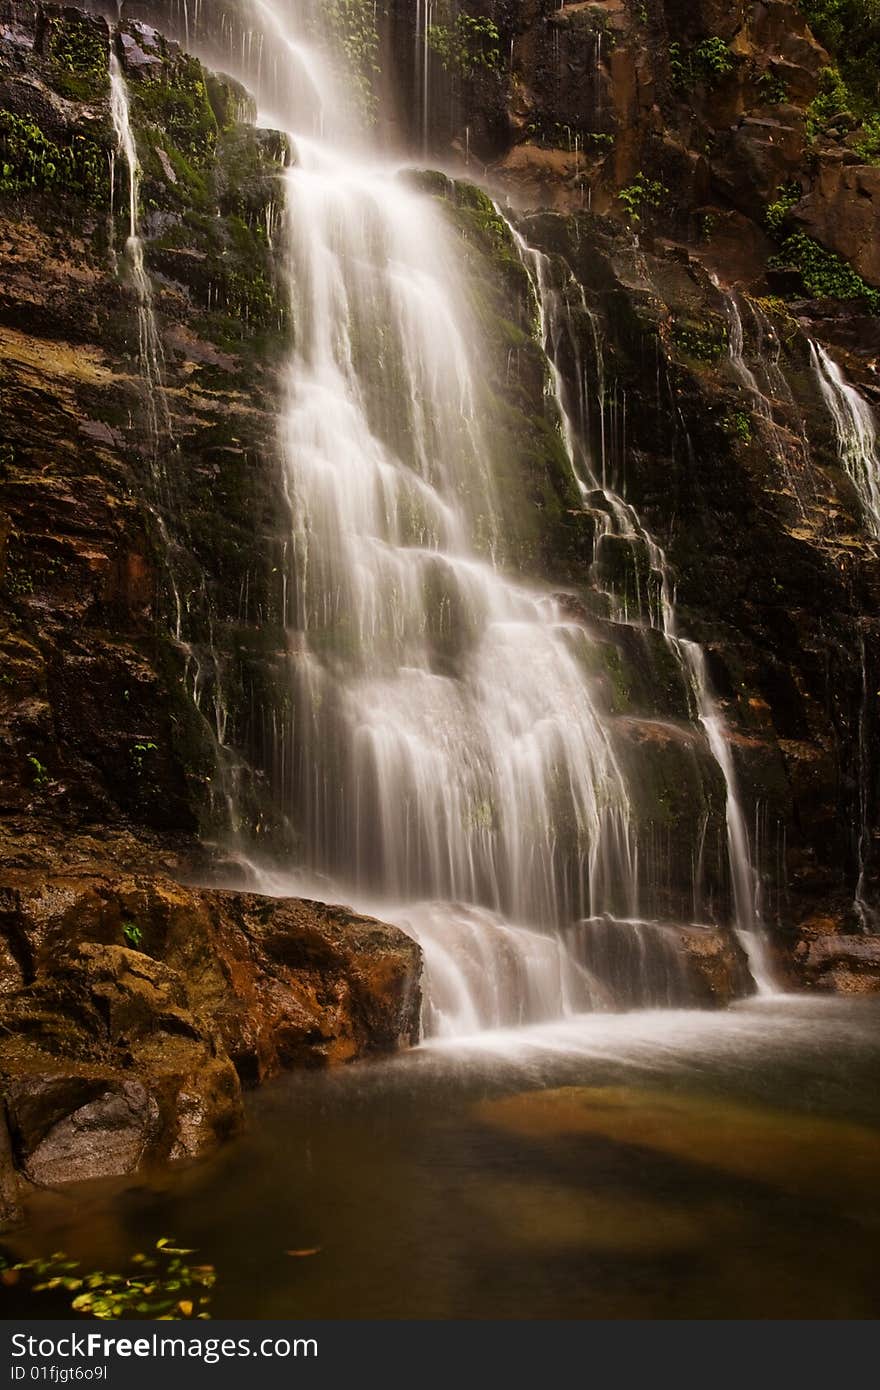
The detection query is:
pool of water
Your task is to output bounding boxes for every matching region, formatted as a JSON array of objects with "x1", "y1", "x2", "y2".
[{"x1": 4, "y1": 995, "x2": 880, "y2": 1319}]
